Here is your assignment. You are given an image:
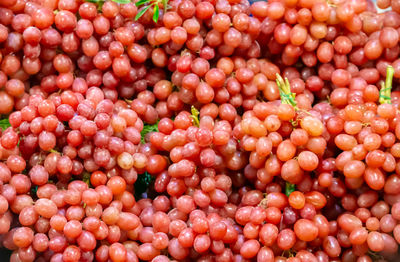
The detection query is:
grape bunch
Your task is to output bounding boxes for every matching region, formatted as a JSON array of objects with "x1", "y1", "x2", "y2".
[{"x1": 0, "y1": 0, "x2": 400, "y2": 261}]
